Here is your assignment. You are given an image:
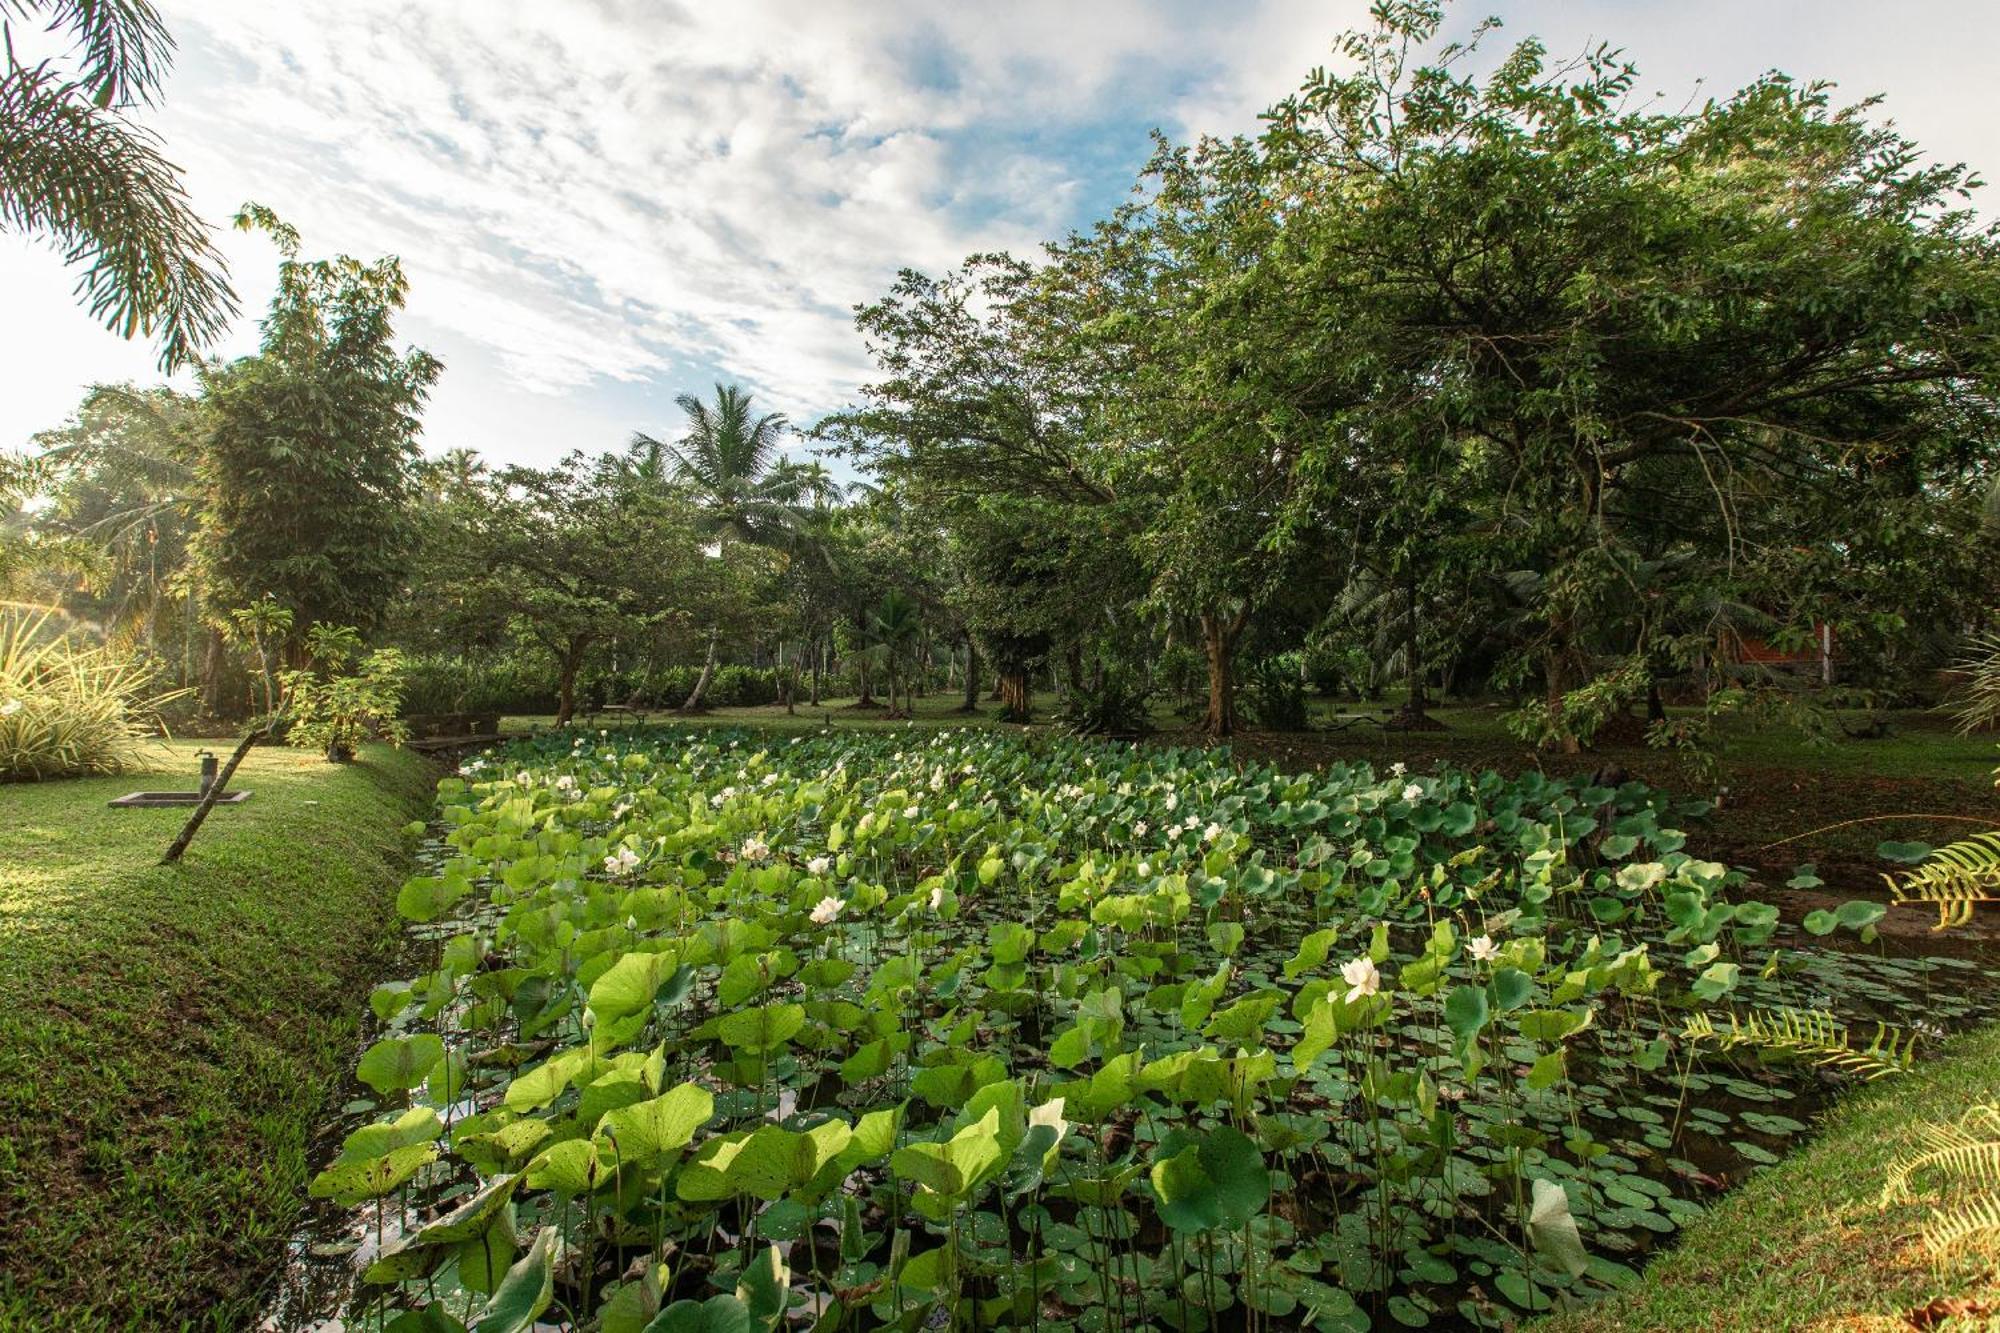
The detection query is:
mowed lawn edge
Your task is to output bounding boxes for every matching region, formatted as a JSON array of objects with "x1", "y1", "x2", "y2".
[
  {"x1": 0, "y1": 741, "x2": 434, "y2": 1331},
  {"x1": 1542, "y1": 1015, "x2": 2000, "y2": 1332}
]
